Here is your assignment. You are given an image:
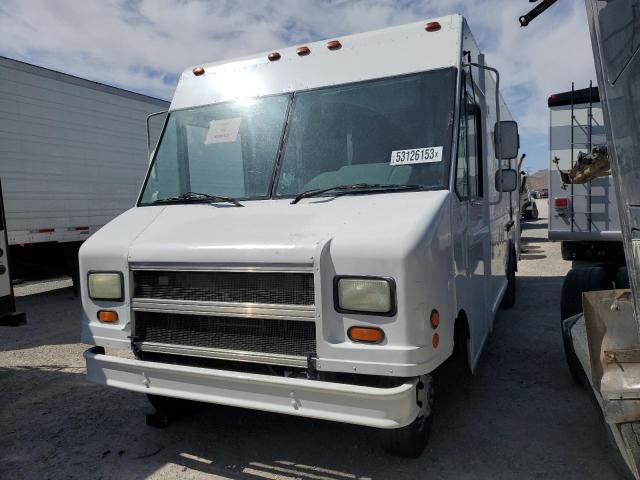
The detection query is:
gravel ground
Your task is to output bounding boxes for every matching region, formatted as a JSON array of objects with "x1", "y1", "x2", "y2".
[{"x1": 0, "y1": 202, "x2": 631, "y2": 479}]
